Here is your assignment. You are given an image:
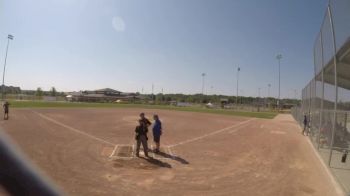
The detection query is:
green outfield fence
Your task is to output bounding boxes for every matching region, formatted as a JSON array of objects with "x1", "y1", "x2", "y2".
[{"x1": 292, "y1": 0, "x2": 350, "y2": 193}]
